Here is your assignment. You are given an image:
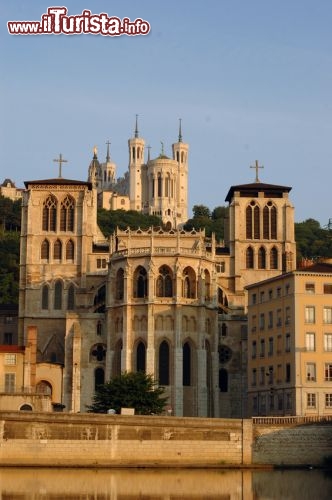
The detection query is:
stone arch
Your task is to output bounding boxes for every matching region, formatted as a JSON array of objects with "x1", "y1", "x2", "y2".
[
  {"x1": 65, "y1": 239, "x2": 75, "y2": 261},
  {"x1": 156, "y1": 265, "x2": 173, "y2": 297},
  {"x1": 60, "y1": 194, "x2": 75, "y2": 231},
  {"x1": 182, "y1": 266, "x2": 196, "y2": 299},
  {"x1": 36, "y1": 380, "x2": 52, "y2": 395},
  {"x1": 42, "y1": 195, "x2": 57, "y2": 231},
  {"x1": 158, "y1": 339, "x2": 170, "y2": 386},
  {"x1": 41, "y1": 239, "x2": 50, "y2": 261},
  {"x1": 246, "y1": 246, "x2": 254, "y2": 269},
  {"x1": 258, "y1": 246, "x2": 266, "y2": 269},
  {"x1": 133, "y1": 265, "x2": 148, "y2": 298},
  {"x1": 135, "y1": 339, "x2": 146, "y2": 373},
  {"x1": 41, "y1": 284, "x2": 49, "y2": 310},
  {"x1": 54, "y1": 280, "x2": 63, "y2": 310}
]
